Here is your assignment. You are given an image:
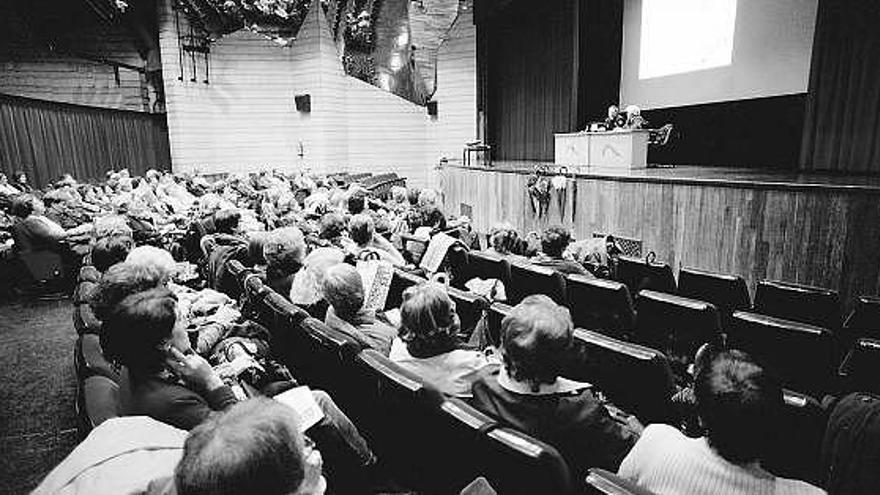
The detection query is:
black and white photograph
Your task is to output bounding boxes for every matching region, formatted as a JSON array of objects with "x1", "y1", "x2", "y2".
[{"x1": 0, "y1": 0, "x2": 877, "y2": 494}]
